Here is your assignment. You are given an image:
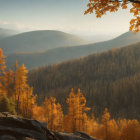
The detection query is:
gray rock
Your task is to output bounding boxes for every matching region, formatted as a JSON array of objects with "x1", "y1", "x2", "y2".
[
  {"x1": 0, "y1": 112, "x2": 98, "y2": 140},
  {"x1": 54, "y1": 131, "x2": 97, "y2": 140},
  {"x1": 0, "y1": 135, "x2": 16, "y2": 140},
  {"x1": 74, "y1": 132, "x2": 97, "y2": 140}
]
